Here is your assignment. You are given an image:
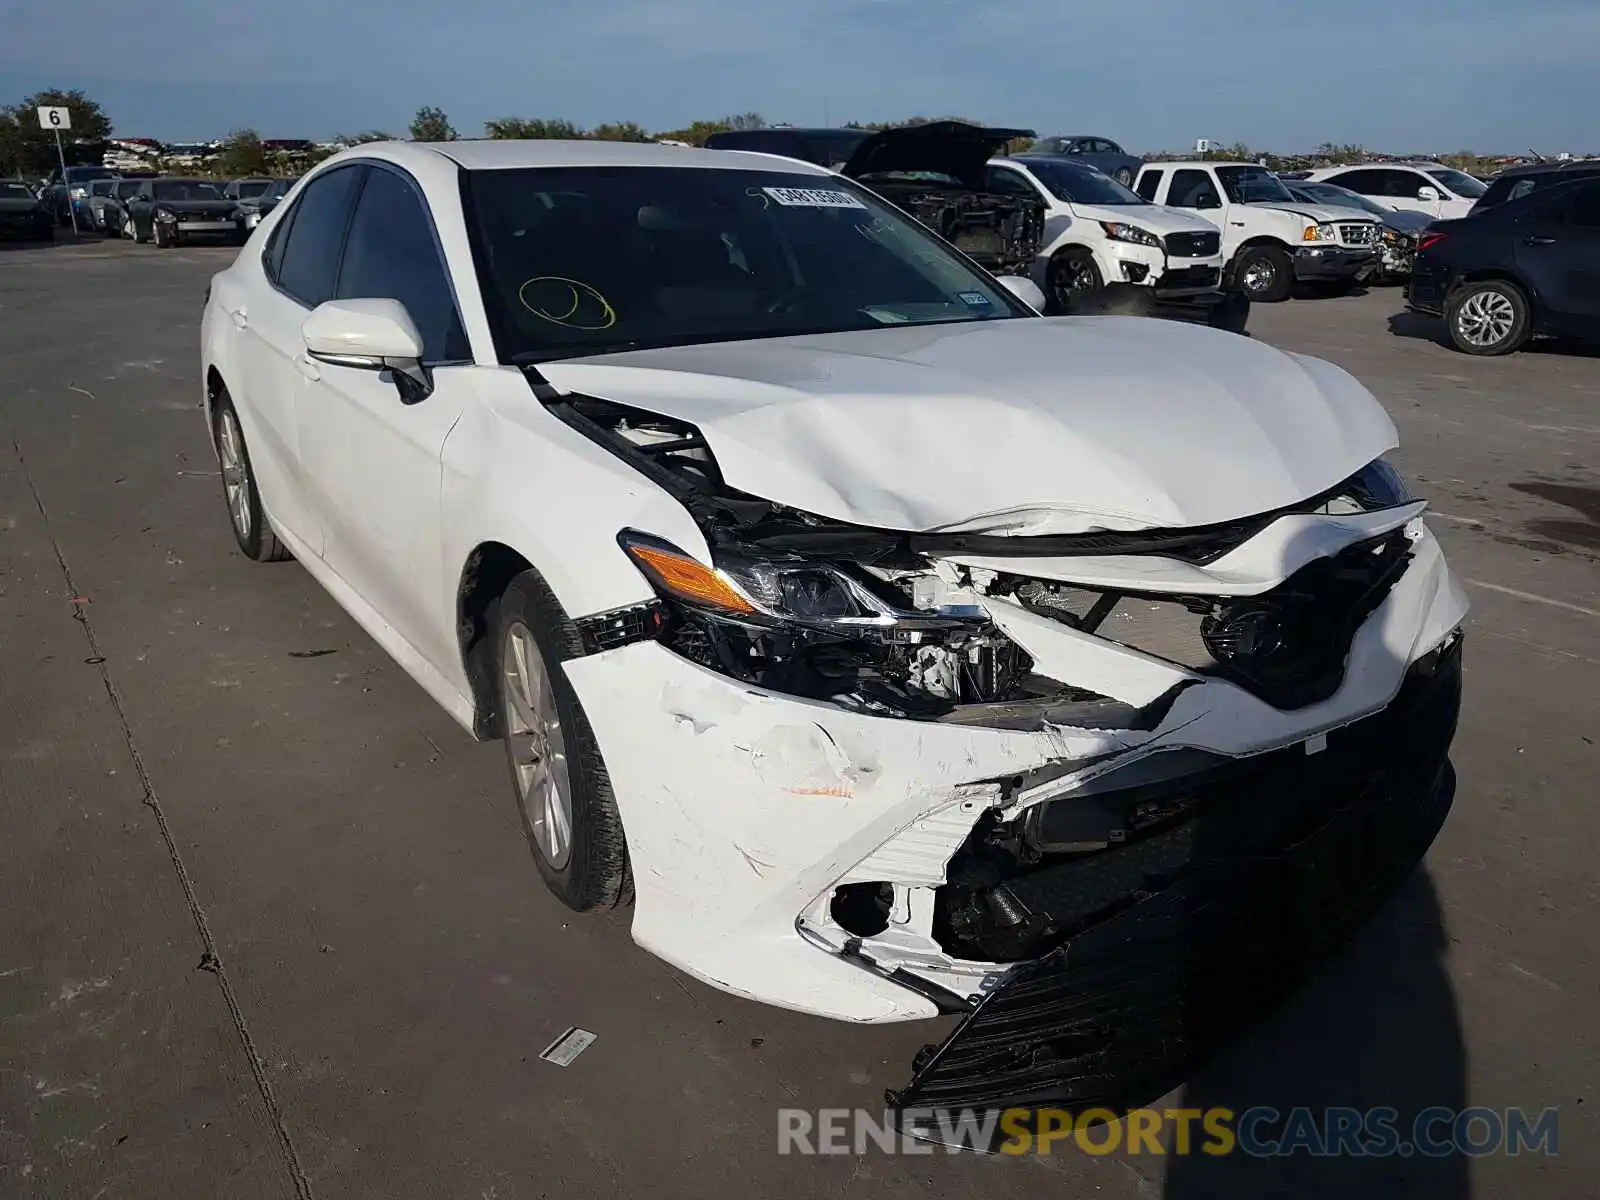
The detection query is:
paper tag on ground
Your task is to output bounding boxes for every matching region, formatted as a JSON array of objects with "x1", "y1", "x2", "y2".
[
  {"x1": 539, "y1": 1027, "x2": 597, "y2": 1067},
  {"x1": 763, "y1": 187, "x2": 867, "y2": 209}
]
